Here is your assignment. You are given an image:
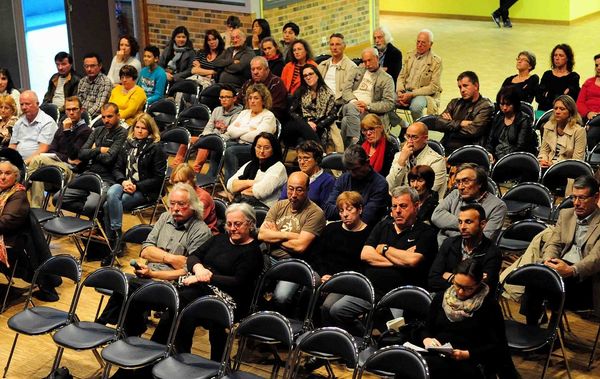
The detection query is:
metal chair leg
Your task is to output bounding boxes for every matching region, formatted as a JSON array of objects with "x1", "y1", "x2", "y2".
[
  {"x1": 0, "y1": 258, "x2": 19, "y2": 314},
  {"x1": 557, "y1": 330, "x2": 573, "y2": 379},
  {"x1": 101, "y1": 362, "x2": 112, "y2": 379},
  {"x1": 588, "y1": 323, "x2": 600, "y2": 370},
  {"x1": 50, "y1": 346, "x2": 64, "y2": 372},
  {"x1": 3, "y1": 333, "x2": 20, "y2": 378}
]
